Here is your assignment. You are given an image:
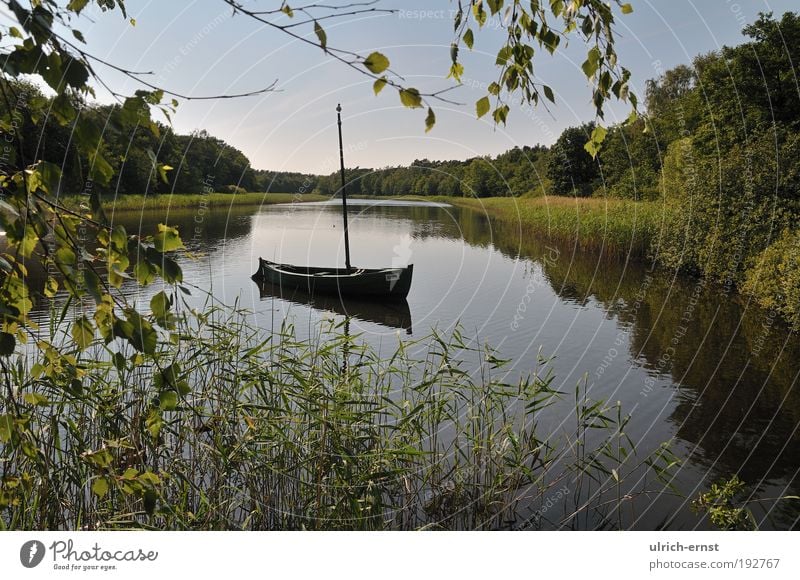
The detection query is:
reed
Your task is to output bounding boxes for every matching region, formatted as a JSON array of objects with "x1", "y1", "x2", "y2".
[
  {"x1": 0, "y1": 294, "x2": 680, "y2": 530},
  {"x1": 439, "y1": 196, "x2": 669, "y2": 258},
  {"x1": 59, "y1": 192, "x2": 327, "y2": 212}
]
